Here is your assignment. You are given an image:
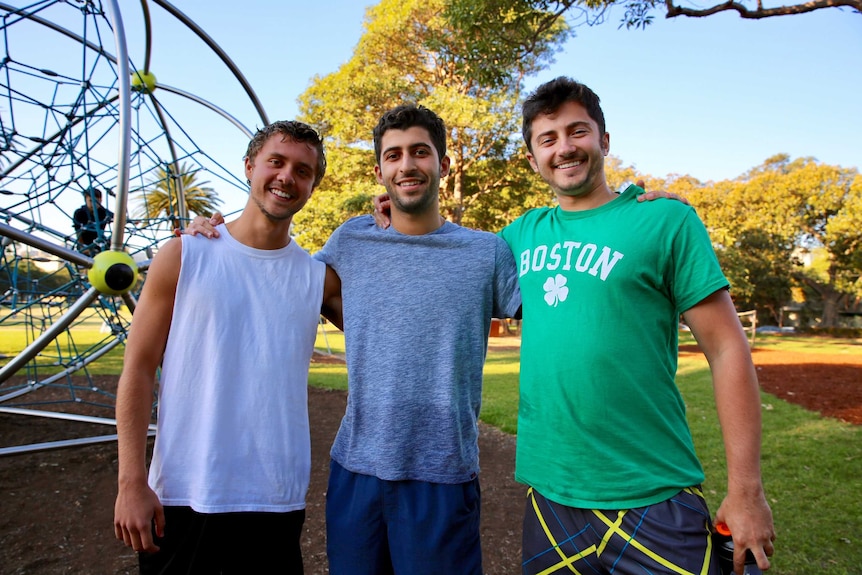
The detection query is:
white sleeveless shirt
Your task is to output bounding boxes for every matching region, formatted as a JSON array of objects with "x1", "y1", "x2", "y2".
[{"x1": 148, "y1": 224, "x2": 325, "y2": 513}]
